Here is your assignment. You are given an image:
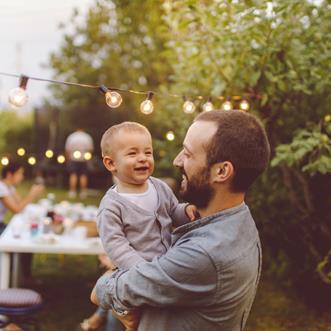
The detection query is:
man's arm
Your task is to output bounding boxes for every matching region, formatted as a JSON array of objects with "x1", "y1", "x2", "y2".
[{"x1": 94, "y1": 241, "x2": 217, "y2": 311}]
